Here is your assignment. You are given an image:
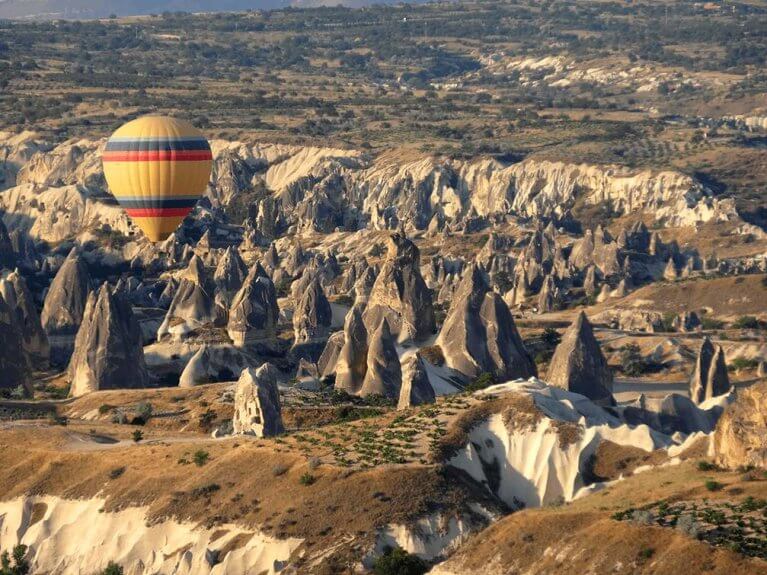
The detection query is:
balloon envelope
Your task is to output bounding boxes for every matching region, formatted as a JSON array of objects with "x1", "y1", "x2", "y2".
[{"x1": 102, "y1": 116, "x2": 212, "y2": 242}]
